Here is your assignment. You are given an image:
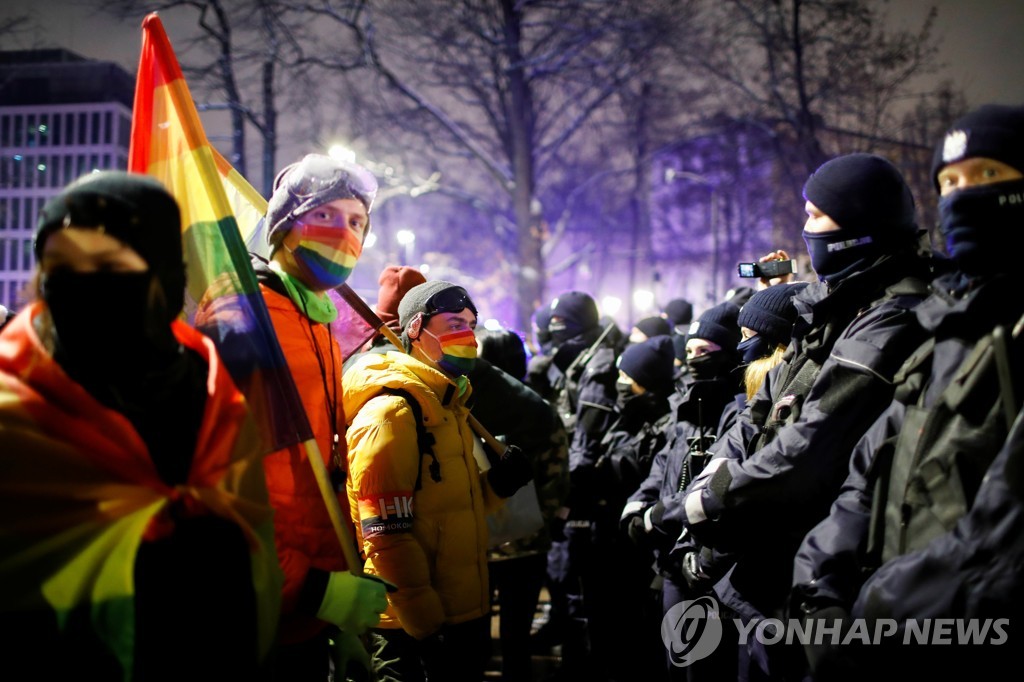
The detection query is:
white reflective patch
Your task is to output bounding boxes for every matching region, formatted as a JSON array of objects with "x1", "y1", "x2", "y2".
[
  {"x1": 685, "y1": 490, "x2": 707, "y2": 524},
  {"x1": 621, "y1": 500, "x2": 646, "y2": 519},
  {"x1": 691, "y1": 456, "x2": 727, "y2": 489}
]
